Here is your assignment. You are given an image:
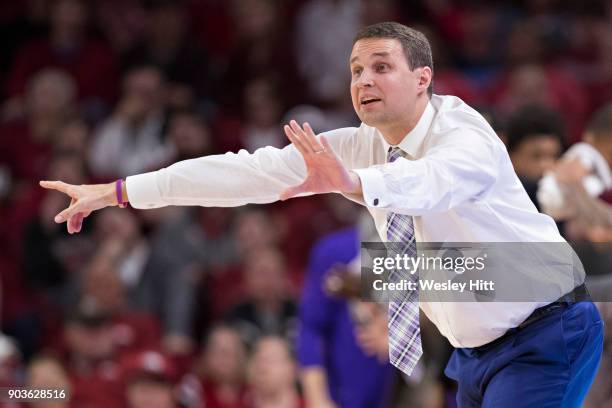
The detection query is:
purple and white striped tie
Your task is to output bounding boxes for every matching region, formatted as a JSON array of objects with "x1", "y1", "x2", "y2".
[{"x1": 386, "y1": 146, "x2": 422, "y2": 375}]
